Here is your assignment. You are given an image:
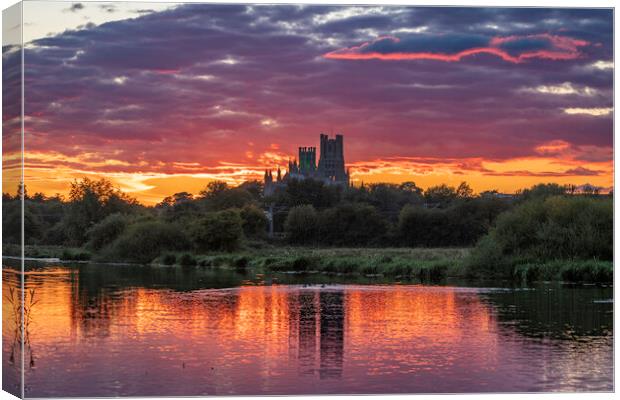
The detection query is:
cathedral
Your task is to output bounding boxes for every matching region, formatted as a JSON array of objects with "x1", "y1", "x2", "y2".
[{"x1": 264, "y1": 134, "x2": 350, "y2": 196}]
